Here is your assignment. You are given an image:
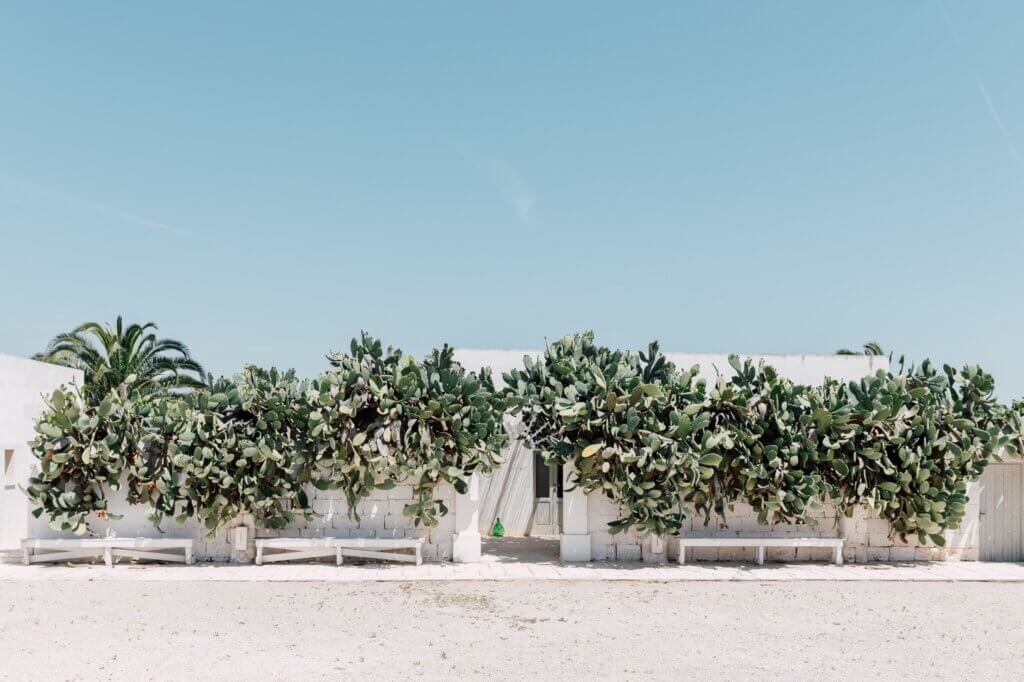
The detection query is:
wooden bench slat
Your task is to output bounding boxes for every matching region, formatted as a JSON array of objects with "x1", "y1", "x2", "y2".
[
  {"x1": 22, "y1": 538, "x2": 194, "y2": 549},
  {"x1": 111, "y1": 549, "x2": 189, "y2": 563},
  {"x1": 678, "y1": 538, "x2": 843, "y2": 547},
  {"x1": 22, "y1": 538, "x2": 112, "y2": 549},
  {"x1": 337, "y1": 548, "x2": 420, "y2": 564},
  {"x1": 333, "y1": 538, "x2": 422, "y2": 550},
  {"x1": 255, "y1": 537, "x2": 424, "y2": 566},
  {"x1": 255, "y1": 538, "x2": 337, "y2": 548},
  {"x1": 677, "y1": 536, "x2": 844, "y2": 565},
  {"x1": 27, "y1": 550, "x2": 99, "y2": 564},
  {"x1": 110, "y1": 539, "x2": 193, "y2": 549},
  {"x1": 21, "y1": 537, "x2": 194, "y2": 566},
  {"x1": 257, "y1": 548, "x2": 337, "y2": 564}
]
